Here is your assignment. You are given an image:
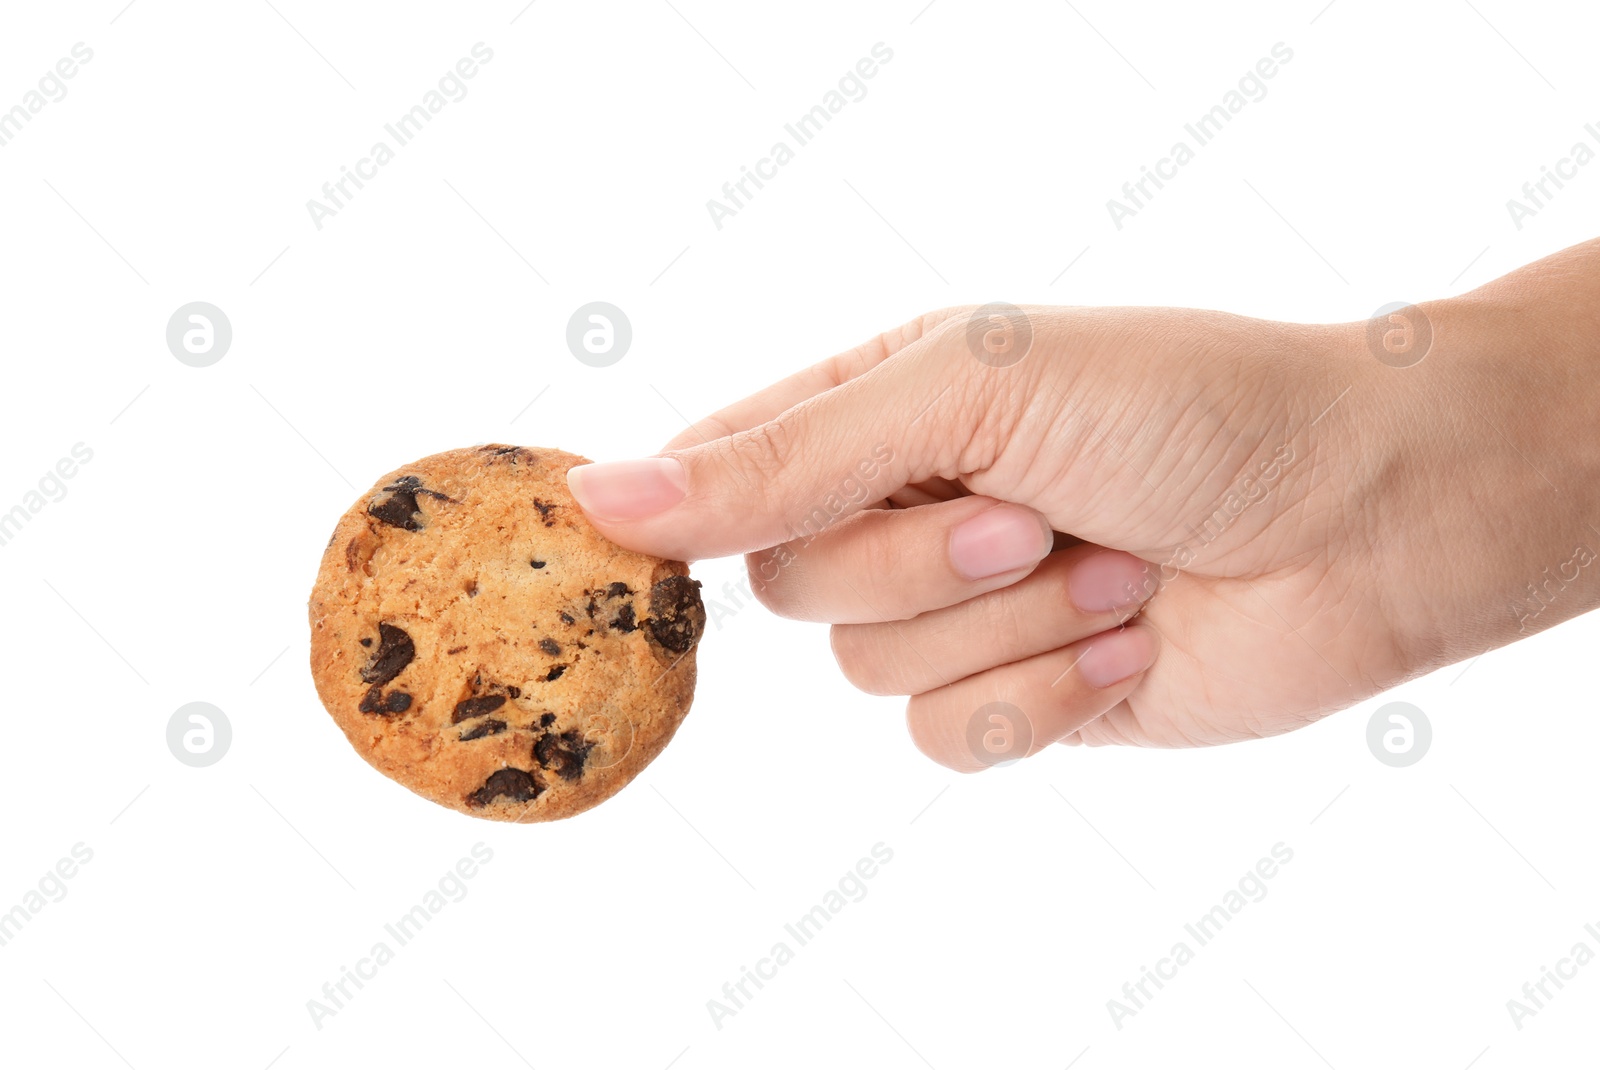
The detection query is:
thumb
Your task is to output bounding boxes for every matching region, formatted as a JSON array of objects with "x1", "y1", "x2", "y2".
[{"x1": 566, "y1": 340, "x2": 970, "y2": 561}]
